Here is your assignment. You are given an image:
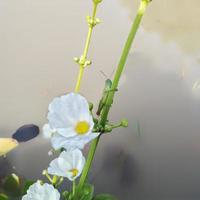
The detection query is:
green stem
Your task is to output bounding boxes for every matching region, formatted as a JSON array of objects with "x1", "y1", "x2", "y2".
[
  {"x1": 77, "y1": 0, "x2": 151, "y2": 193},
  {"x1": 100, "y1": 0, "x2": 150, "y2": 125},
  {"x1": 83, "y1": 3, "x2": 97, "y2": 58},
  {"x1": 110, "y1": 123, "x2": 122, "y2": 129},
  {"x1": 77, "y1": 136, "x2": 100, "y2": 192},
  {"x1": 72, "y1": 180, "x2": 76, "y2": 197},
  {"x1": 75, "y1": 2, "x2": 99, "y2": 92}
]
